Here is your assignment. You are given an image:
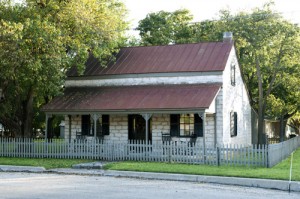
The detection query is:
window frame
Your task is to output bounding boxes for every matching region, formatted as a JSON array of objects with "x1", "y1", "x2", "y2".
[
  {"x1": 179, "y1": 114, "x2": 195, "y2": 137},
  {"x1": 170, "y1": 114, "x2": 203, "y2": 137},
  {"x1": 231, "y1": 62, "x2": 236, "y2": 86}
]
